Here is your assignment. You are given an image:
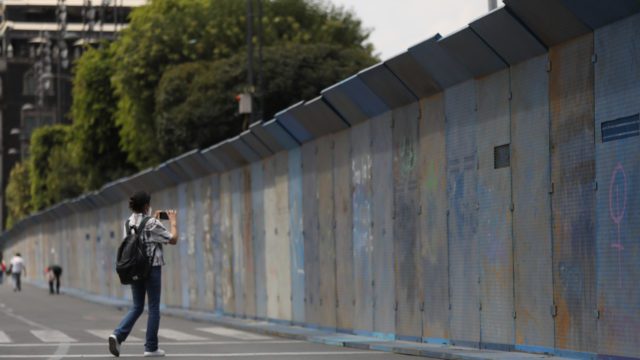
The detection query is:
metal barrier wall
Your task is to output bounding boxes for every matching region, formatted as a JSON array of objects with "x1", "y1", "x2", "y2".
[{"x1": 4, "y1": 2, "x2": 640, "y2": 359}]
